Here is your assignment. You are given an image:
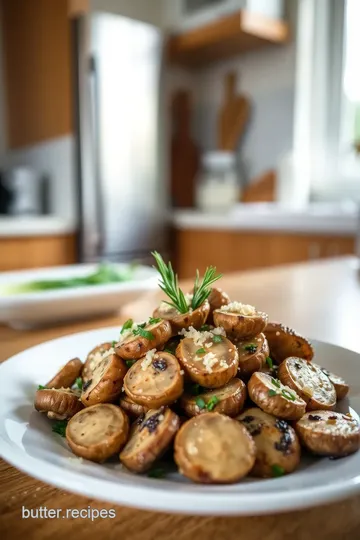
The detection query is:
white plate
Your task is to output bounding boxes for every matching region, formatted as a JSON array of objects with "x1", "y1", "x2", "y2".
[
  {"x1": 1, "y1": 327, "x2": 360, "y2": 516},
  {"x1": 0, "y1": 264, "x2": 158, "y2": 328}
]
